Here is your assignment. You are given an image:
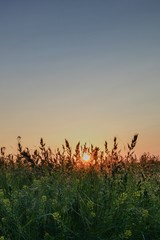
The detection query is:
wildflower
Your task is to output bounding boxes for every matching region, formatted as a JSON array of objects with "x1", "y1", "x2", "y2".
[
  {"x1": 141, "y1": 208, "x2": 149, "y2": 218},
  {"x1": 52, "y1": 212, "x2": 61, "y2": 222},
  {"x1": 3, "y1": 198, "x2": 11, "y2": 209},
  {"x1": 23, "y1": 185, "x2": 28, "y2": 191},
  {"x1": 118, "y1": 192, "x2": 128, "y2": 204},
  {"x1": 124, "y1": 229, "x2": 132, "y2": 239},
  {"x1": 87, "y1": 200, "x2": 94, "y2": 210},
  {"x1": 133, "y1": 191, "x2": 141, "y2": 198},
  {"x1": 0, "y1": 236, "x2": 5, "y2": 240},
  {"x1": 41, "y1": 195, "x2": 47, "y2": 203},
  {"x1": 33, "y1": 179, "x2": 41, "y2": 186}
]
